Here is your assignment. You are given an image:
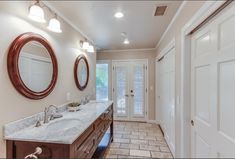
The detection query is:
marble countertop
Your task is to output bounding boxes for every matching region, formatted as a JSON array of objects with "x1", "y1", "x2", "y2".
[{"x1": 4, "y1": 101, "x2": 113, "y2": 144}]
